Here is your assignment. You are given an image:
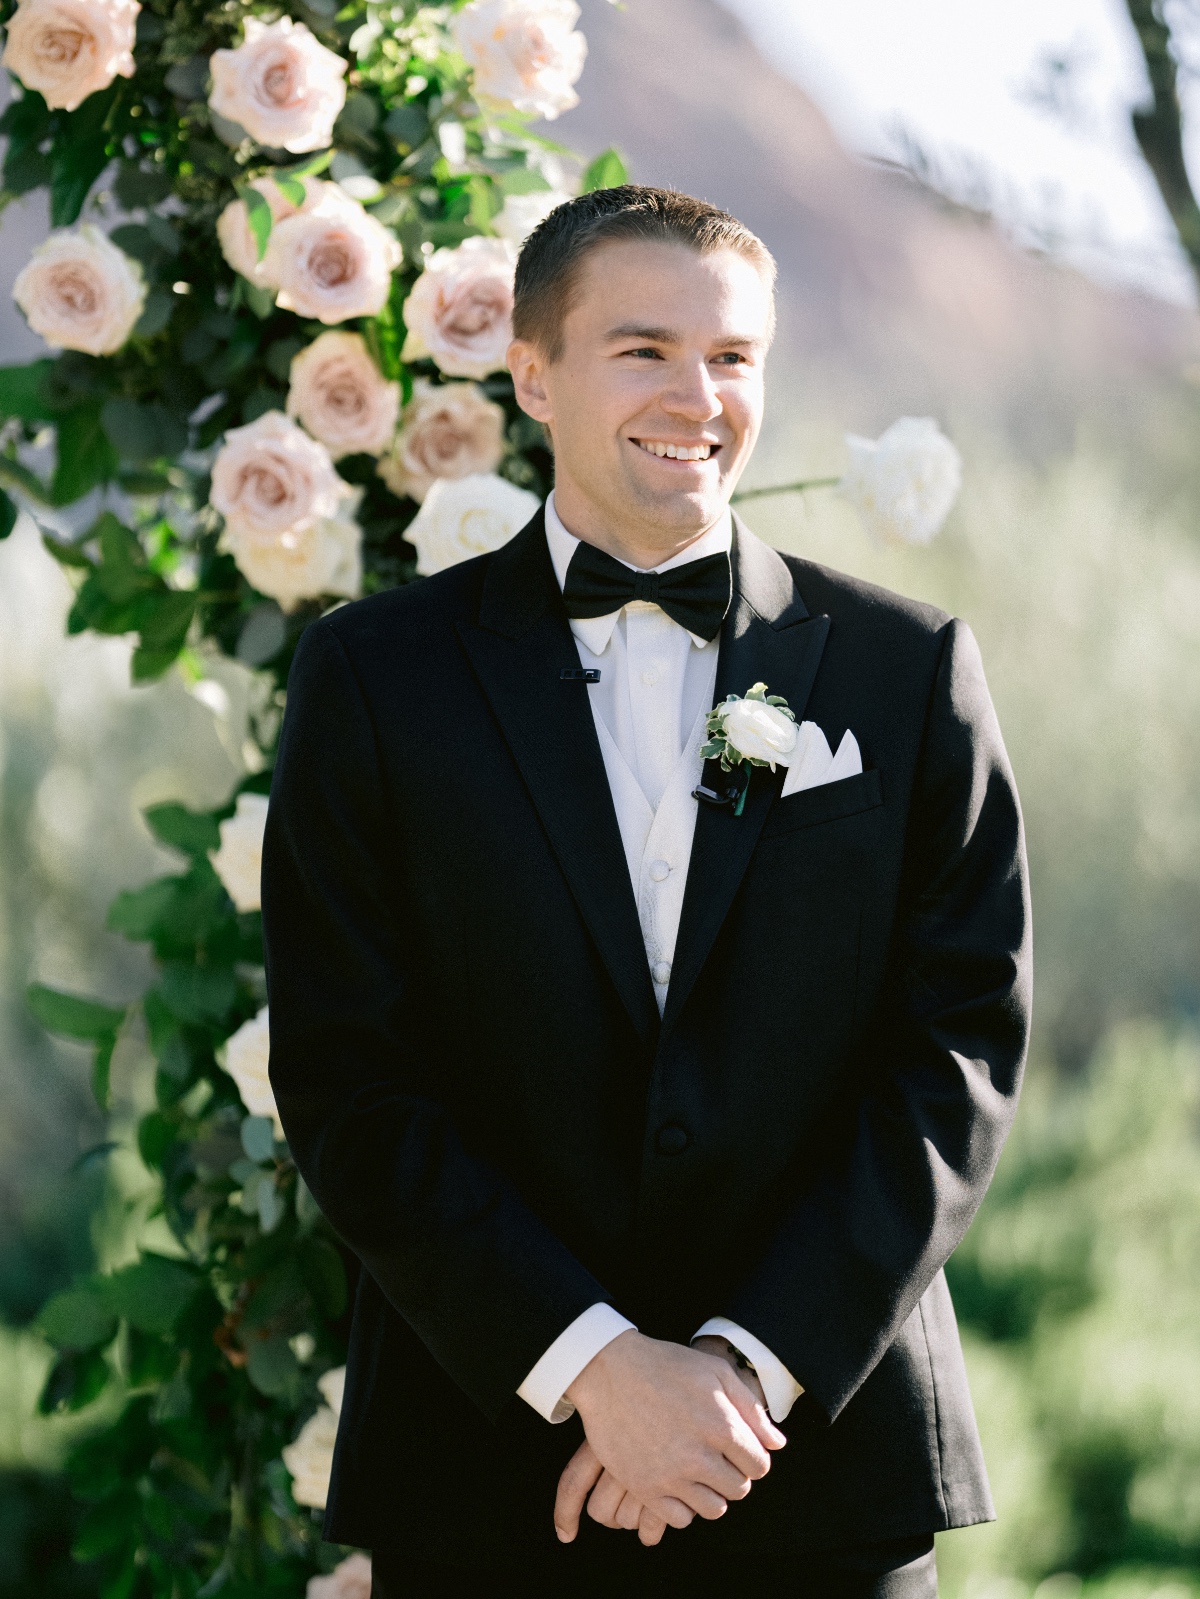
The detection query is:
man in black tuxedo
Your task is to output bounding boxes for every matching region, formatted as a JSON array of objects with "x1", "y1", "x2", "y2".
[{"x1": 263, "y1": 186, "x2": 1031, "y2": 1598}]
